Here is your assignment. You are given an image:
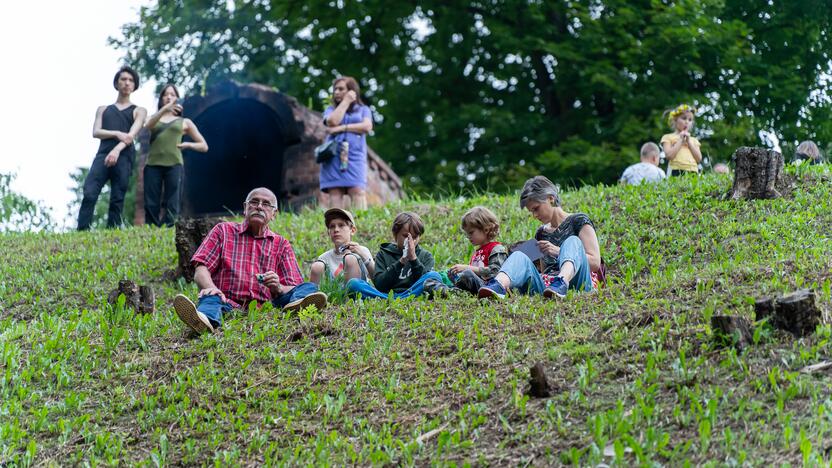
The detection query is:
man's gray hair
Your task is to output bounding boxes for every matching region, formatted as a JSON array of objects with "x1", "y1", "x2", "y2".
[
  {"x1": 245, "y1": 187, "x2": 277, "y2": 204},
  {"x1": 519, "y1": 176, "x2": 561, "y2": 209},
  {"x1": 640, "y1": 142, "x2": 660, "y2": 160}
]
